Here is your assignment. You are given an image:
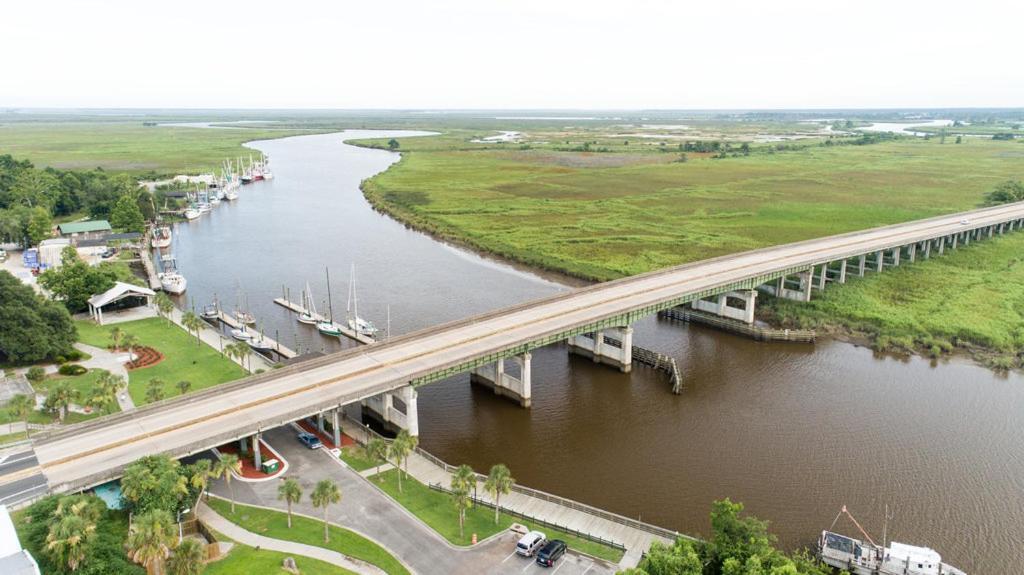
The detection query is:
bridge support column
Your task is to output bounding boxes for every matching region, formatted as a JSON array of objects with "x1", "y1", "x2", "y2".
[
  {"x1": 361, "y1": 386, "x2": 418, "y2": 435},
  {"x1": 568, "y1": 326, "x2": 633, "y2": 373},
  {"x1": 858, "y1": 254, "x2": 866, "y2": 276},
  {"x1": 470, "y1": 353, "x2": 532, "y2": 407},
  {"x1": 253, "y1": 432, "x2": 262, "y2": 469},
  {"x1": 400, "y1": 385, "x2": 419, "y2": 437},
  {"x1": 317, "y1": 412, "x2": 325, "y2": 434},
  {"x1": 691, "y1": 290, "x2": 757, "y2": 323},
  {"x1": 816, "y1": 264, "x2": 827, "y2": 289},
  {"x1": 875, "y1": 251, "x2": 884, "y2": 272},
  {"x1": 951, "y1": 234, "x2": 958, "y2": 250},
  {"x1": 838, "y1": 259, "x2": 847, "y2": 284},
  {"x1": 923, "y1": 240, "x2": 931, "y2": 259},
  {"x1": 332, "y1": 409, "x2": 341, "y2": 448},
  {"x1": 908, "y1": 243, "x2": 916, "y2": 263}
]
